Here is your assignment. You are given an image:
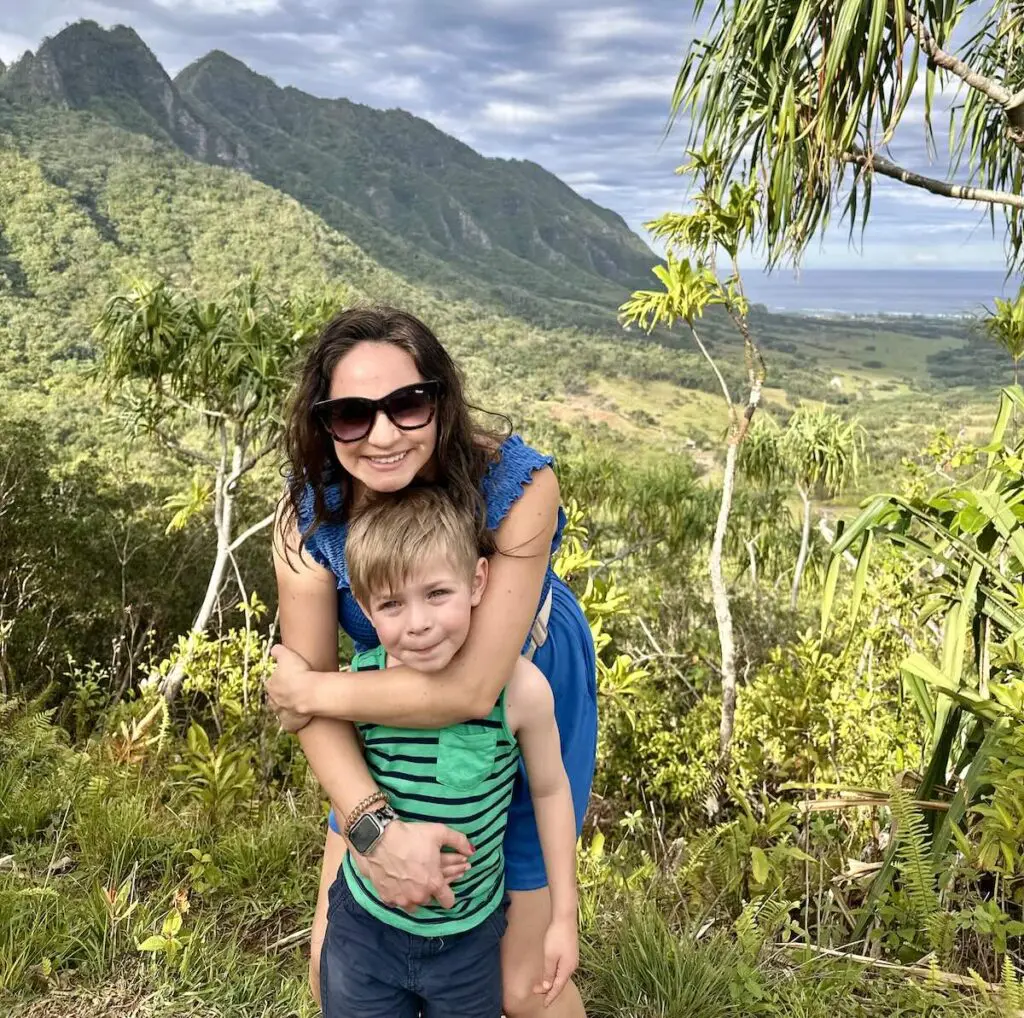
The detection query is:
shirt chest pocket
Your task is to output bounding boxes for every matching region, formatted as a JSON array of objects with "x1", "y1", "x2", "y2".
[{"x1": 436, "y1": 725, "x2": 498, "y2": 790}]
